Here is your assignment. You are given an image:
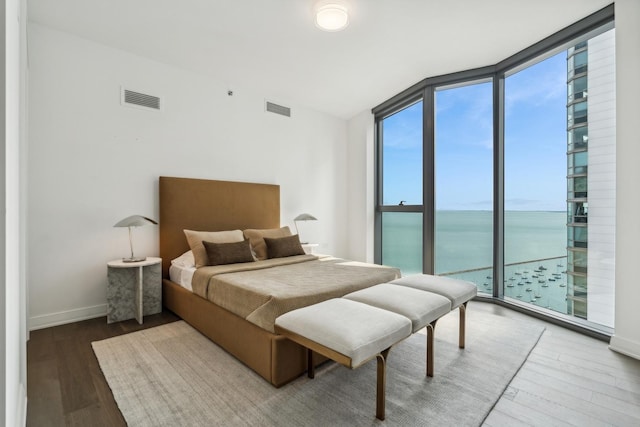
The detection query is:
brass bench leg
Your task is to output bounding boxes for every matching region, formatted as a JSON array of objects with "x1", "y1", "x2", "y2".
[
  {"x1": 307, "y1": 349, "x2": 315, "y2": 379},
  {"x1": 459, "y1": 302, "x2": 467, "y2": 349},
  {"x1": 426, "y1": 319, "x2": 438, "y2": 377},
  {"x1": 376, "y1": 348, "x2": 391, "y2": 421}
]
